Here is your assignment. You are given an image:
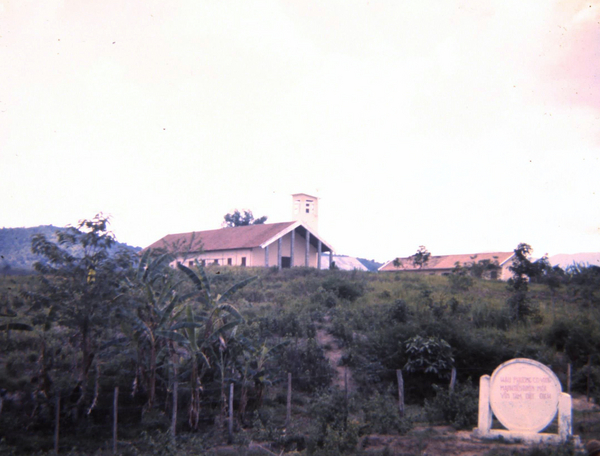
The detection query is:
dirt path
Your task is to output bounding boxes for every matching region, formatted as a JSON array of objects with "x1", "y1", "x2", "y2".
[{"x1": 315, "y1": 315, "x2": 355, "y2": 391}]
